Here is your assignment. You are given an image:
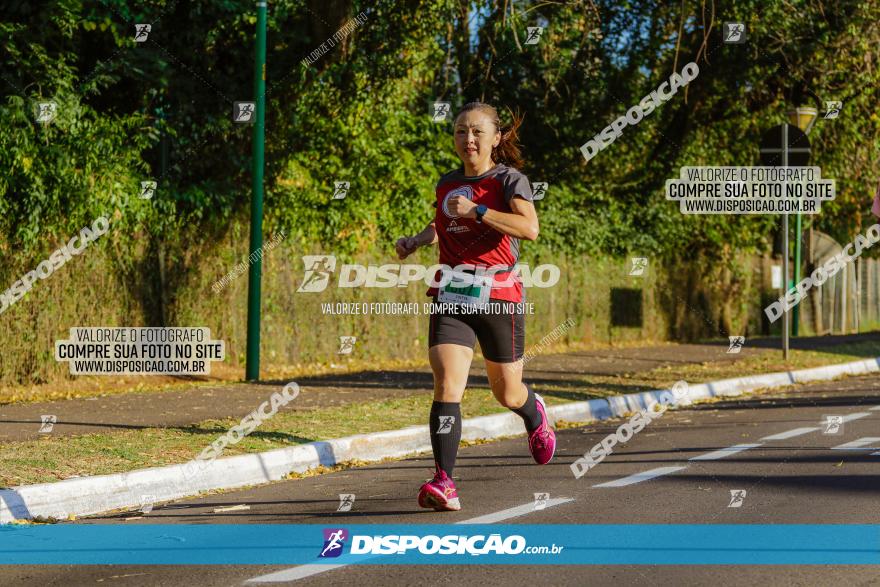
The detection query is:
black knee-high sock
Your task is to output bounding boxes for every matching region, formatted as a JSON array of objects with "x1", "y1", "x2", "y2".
[
  {"x1": 512, "y1": 383, "x2": 542, "y2": 432},
  {"x1": 429, "y1": 401, "x2": 462, "y2": 477}
]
